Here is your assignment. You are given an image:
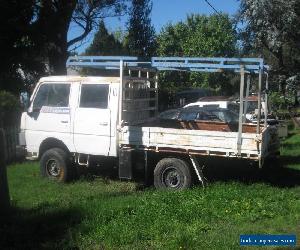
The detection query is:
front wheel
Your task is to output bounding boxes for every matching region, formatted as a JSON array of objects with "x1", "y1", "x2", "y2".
[
  {"x1": 154, "y1": 158, "x2": 192, "y2": 190},
  {"x1": 40, "y1": 148, "x2": 72, "y2": 182}
]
